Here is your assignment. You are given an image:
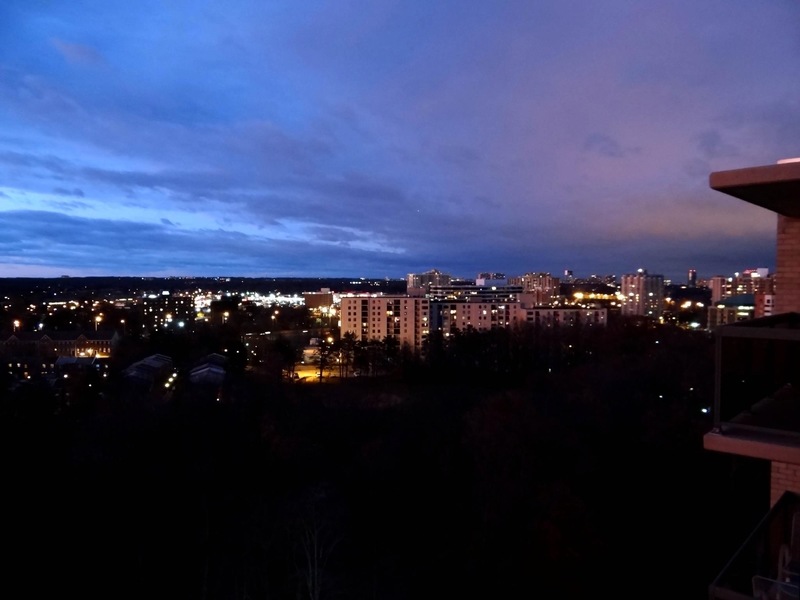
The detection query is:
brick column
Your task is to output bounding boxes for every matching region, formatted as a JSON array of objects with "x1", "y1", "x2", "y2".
[
  {"x1": 771, "y1": 460, "x2": 800, "y2": 506},
  {"x1": 774, "y1": 214, "x2": 800, "y2": 314}
]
